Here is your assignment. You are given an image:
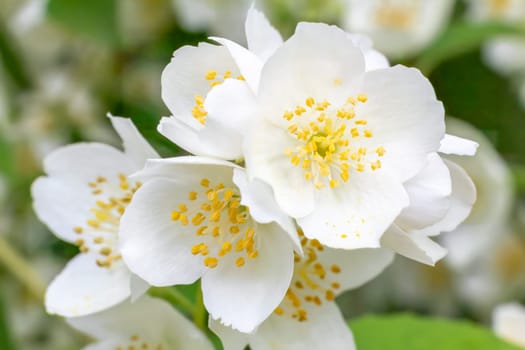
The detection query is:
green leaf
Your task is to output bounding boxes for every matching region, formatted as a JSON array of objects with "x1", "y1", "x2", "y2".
[
  {"x1": 350, "y1": 314, "x2": 521, "y2": 350},
  {"x1": 416, "y1": 21, "x2": 525, "y2": 74},
  {"x1": 0, "y1": 293, "x2": 16, "y2": 350},
  {"x1": 47, "y1": 0, "x2": 119, "y2": 46}
]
